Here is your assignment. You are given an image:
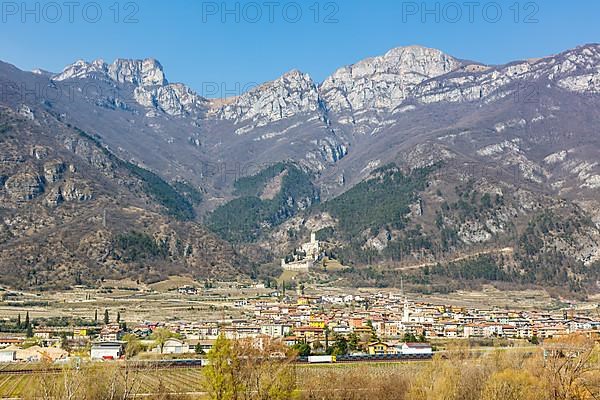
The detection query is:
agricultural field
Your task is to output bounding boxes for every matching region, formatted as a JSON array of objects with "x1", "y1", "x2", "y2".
[
  {"x1": 0, "y1": 367, "x2": 205, "y2": 399},
  {"x1": 340, "y1": 285, "x2": 574, "y2": 312},
  {"x1": 135, "y1": 368, "x2": 204, "y2": 395},
  {"x1": 0, "y1": 280, "x2": 272, "y2": 324},
  {"x1": 0, "y1": 361, "x2": 427, "y2": 399}
]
